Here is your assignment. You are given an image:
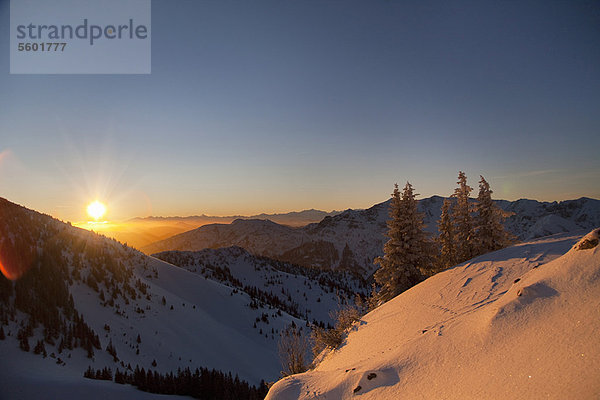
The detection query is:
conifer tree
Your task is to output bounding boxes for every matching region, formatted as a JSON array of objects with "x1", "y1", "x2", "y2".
[
  {"x1": 451, "y1": 171, "x2": 475, "y2": 263},
  {"x1": 437, "y1": 198, "x2": 457, "y2": 269},
  {"x1": 84, "y1": 366, "x2": 95, "y2": 379},
  {"x1": 374, "y1": 182, "x2": 433, "y2": 303},
  {"x1": 106, "y1": 339, "x2": 118, "y2": 362},
  {"x1": 115, "y1": 368, "x2": 125, "y2": 384},
  {"x1": 474, "y1": 175, "x2": 514, "y2": 254}
]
